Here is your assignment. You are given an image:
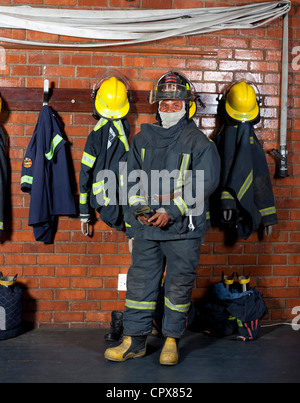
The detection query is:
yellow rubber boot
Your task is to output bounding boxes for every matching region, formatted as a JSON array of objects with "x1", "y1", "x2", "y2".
[
  {"x1": 104, "y1": 335, "x2": 147, "y2": 362},
  {"x1": 159, "y1": 337, "x2": 179, "y2": 366}
]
